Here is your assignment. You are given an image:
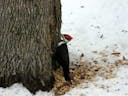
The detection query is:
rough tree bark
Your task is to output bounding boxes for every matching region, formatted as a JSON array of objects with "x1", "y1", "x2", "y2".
[{"x1": 0, "y1": 0, "x2": 61, "y2": 93}]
